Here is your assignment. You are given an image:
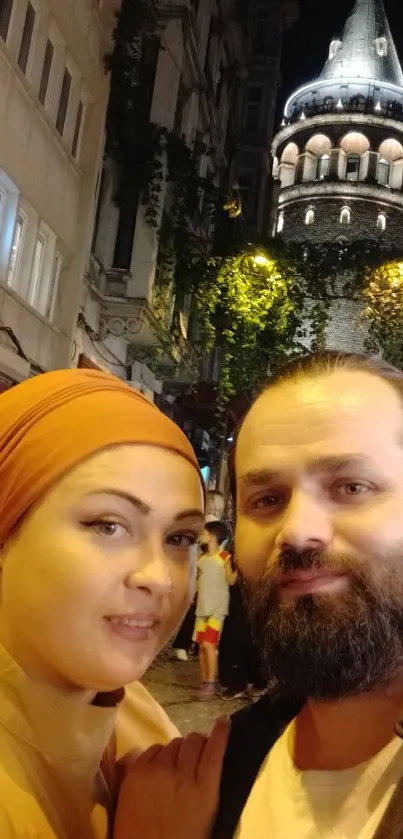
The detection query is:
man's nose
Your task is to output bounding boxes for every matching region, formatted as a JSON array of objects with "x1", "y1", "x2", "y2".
[
  {"x1": 125, "y1": 541, "x2": 173, "y2": 595},
  {"x1": 275, "y1": 489, "x2": 333, "y2": 553}
]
